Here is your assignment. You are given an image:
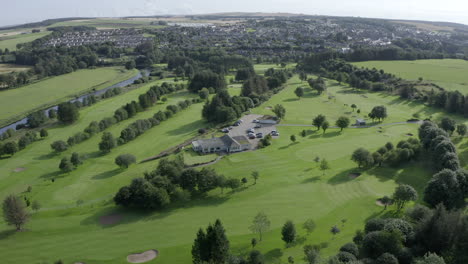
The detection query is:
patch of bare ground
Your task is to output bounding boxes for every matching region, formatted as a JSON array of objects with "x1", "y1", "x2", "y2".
[
  {"x1": 127, "y1": 250, "x2": 158, "y2": 263},
  {"x1": 99, "y1": 214, "x2": 123, "y2": 226},
  {"x1": 348, "y1": 172, "x2": 361, "y2": 179},
  {"x1": 13, "y1": 167, "x2": 26, "y2": 172}
]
